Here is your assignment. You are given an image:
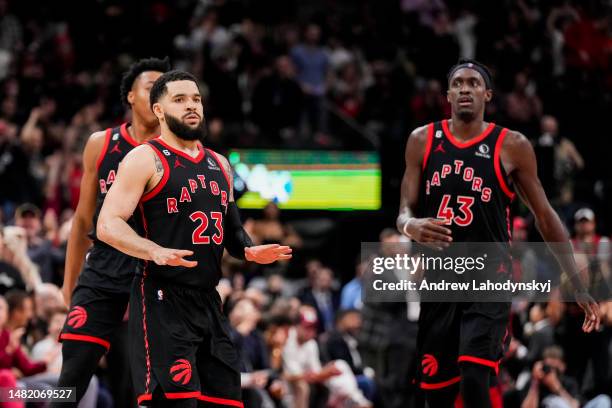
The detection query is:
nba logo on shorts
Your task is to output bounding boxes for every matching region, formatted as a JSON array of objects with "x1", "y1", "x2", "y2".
[{"x1": 157, "y1": 289, "x2": 164, "y2": 300}]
